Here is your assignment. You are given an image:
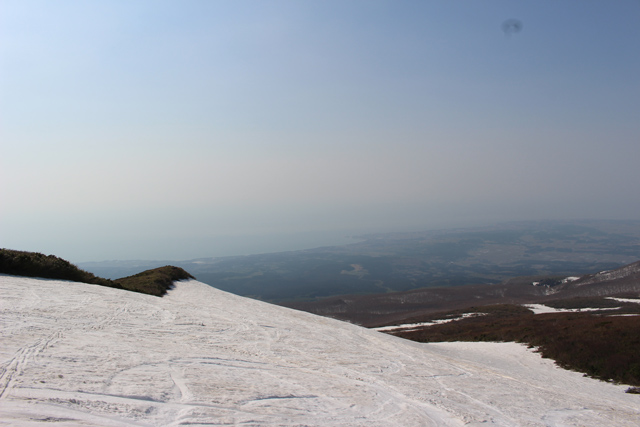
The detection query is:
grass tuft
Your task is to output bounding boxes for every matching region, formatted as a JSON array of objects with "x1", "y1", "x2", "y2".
[{"x1": 116, "y1": 266, "x2": 195, "y2": 296}]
